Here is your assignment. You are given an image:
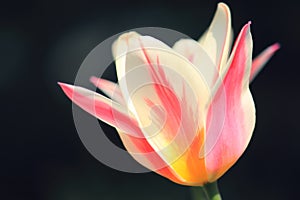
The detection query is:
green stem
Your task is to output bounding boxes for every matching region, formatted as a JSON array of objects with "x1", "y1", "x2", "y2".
[
  {"x1": 191, "y1": 182, "x2": 222, "y2": 200},
  {"x1": 191, "y1": 186, "x2": 208, "y2": 200},
  {"x1": 203, "y1": 182, "x2": 222, "y2": 200}
]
